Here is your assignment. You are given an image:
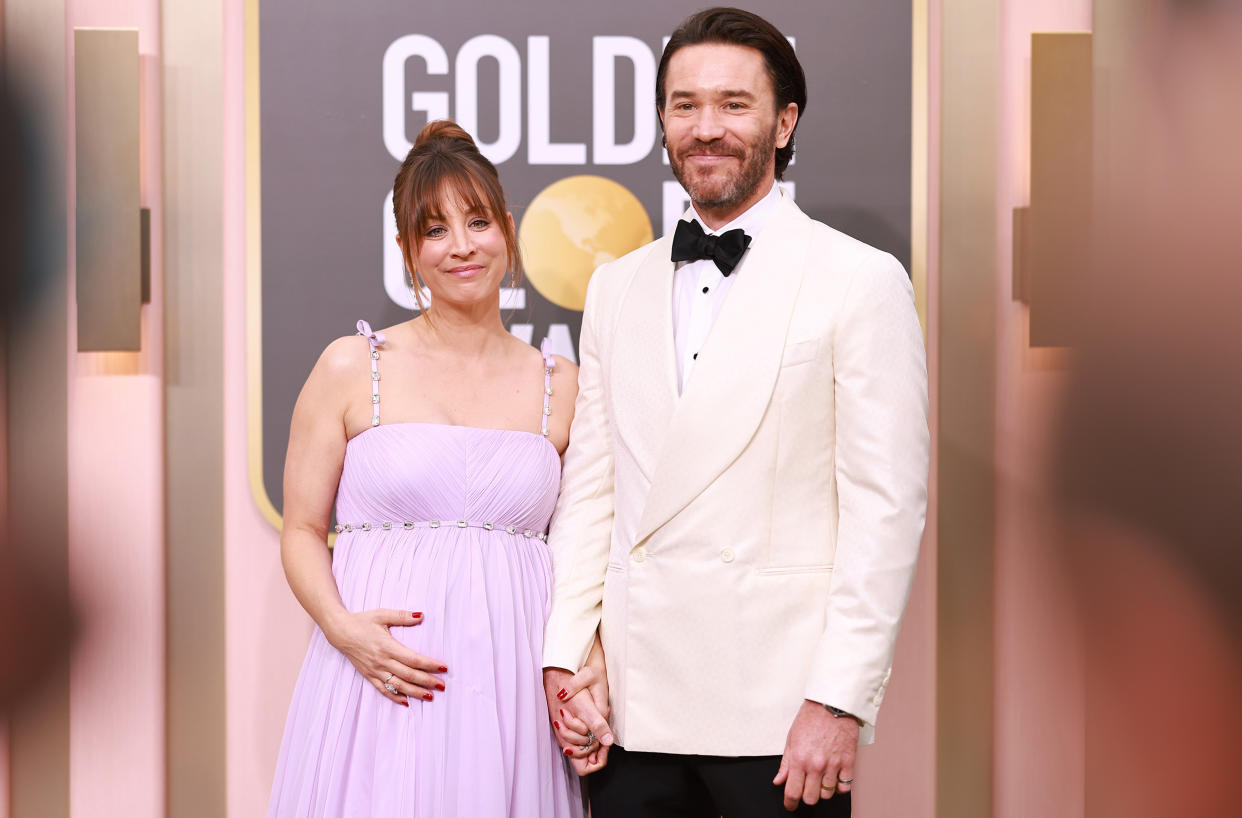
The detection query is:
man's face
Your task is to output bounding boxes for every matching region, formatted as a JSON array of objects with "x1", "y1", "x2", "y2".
[{"x1": 660, "y1": 43, "x2": 798, "y2": 221}]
